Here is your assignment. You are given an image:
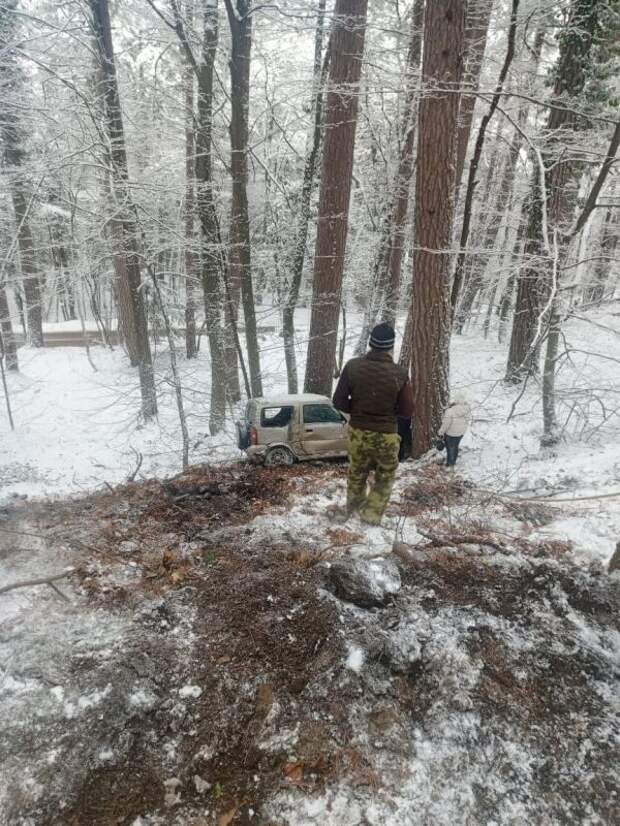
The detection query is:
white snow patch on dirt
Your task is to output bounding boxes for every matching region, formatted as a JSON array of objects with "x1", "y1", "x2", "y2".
[{"x1": 345, "y1": 644, "x2": 365, "y2": 673}]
